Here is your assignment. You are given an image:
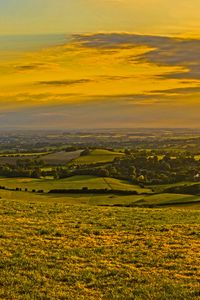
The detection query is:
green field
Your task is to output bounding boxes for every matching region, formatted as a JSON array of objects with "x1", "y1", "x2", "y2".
[
  {"x1": 73, "y1": 149, "x2": 124, "y2": 165},
  {"x1": 1, "y1": 176, "x2": 200, "y2": 206},
  {"x1": 0, "y1": 191, "x2": 199, "y2": 299},
  {"x1": 132, "y1": 193, "x2": 200, "y2": 207},
  {"x1": 0, "y1": 175, "x2": 152, "y2": 194},
  {"x1": 149, "y1": 182, "x2": 200, "y2": 194},
  {"x1": 0, "y1": 187, "x2": 199, "y2": 208}
]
